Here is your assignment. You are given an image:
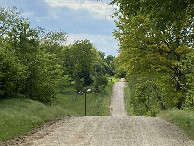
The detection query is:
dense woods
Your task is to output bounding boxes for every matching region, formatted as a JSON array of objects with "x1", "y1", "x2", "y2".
[
  {"x1": 112, "y1": 0, "x2": 194, "y2": 115},
  {"x1": 0, "y1": 7, "x2": 115, "y2": 103}
]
